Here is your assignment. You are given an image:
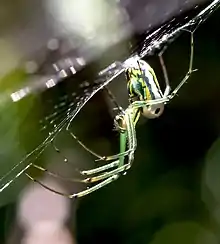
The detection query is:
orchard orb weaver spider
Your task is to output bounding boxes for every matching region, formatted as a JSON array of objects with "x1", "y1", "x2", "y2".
[{"x1": 26, "y1": 31, "x2": 197, "y2": 198}]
